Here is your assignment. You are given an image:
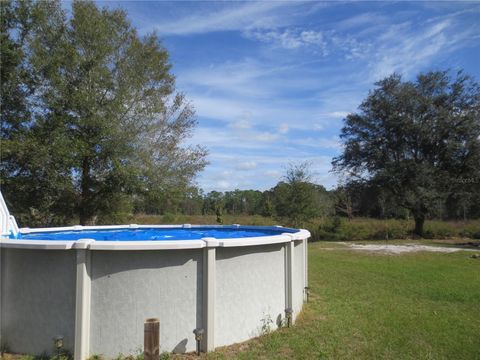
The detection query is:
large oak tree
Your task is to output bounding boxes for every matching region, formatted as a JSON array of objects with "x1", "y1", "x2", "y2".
[
  {"x1": 0, "y1": 0, "x2": 208, "y2": 225},
  {"x1": 333, "y1": 71, "x2": 480, "y2": 236}
]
